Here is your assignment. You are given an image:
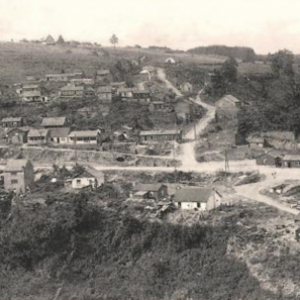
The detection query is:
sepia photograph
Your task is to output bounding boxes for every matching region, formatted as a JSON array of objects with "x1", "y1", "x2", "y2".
[{"x1": 1, "y1": 0, "x2": 300, "y2": 299}]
